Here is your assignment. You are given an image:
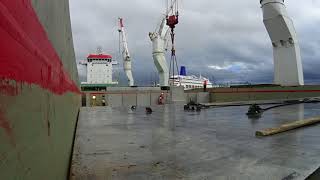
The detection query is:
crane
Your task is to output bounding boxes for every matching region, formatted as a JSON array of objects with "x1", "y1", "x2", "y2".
[
  {"x1": 118, "y1": 17, "x2": 134, "y2": 87},
  {"x1": 149, "y1": 0, "x2": 178, "y2": 88},
  {"x1": 260, "y1": 0, "x2": 304, "y2": 86}
]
